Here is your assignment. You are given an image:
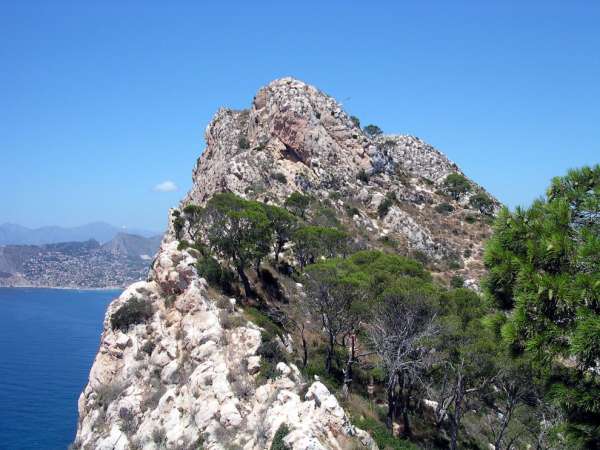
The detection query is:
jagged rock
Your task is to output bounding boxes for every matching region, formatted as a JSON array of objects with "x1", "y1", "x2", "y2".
[{"x1": 75, "y1": 77, "x2": 499, "y2": 450}]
